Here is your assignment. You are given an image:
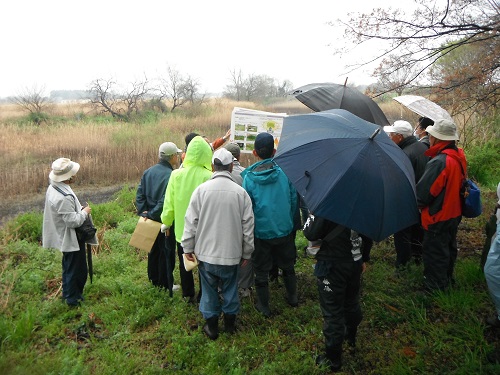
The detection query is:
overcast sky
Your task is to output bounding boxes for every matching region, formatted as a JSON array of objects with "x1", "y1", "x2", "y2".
[{"x1": 0, "y1": 0, "x2": 412, "y2": 98}]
